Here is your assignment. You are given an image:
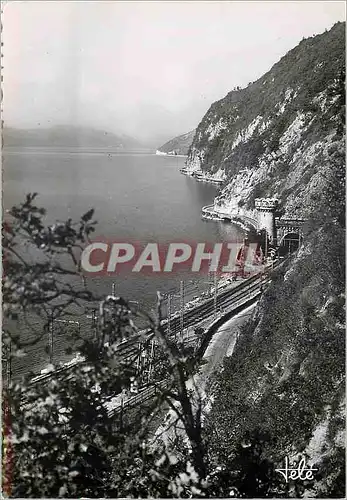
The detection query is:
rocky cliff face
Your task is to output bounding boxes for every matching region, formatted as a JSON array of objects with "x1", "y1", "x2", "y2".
[
  {"x1": 192, "y1": 22, "x2": 345, "y2": 497},
  {"x1": 157, "y1": 129, "x2": 195, "y2": 155},
  {"x1": 186, "y1": 22, "x2": 345, "y2": 221}
]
